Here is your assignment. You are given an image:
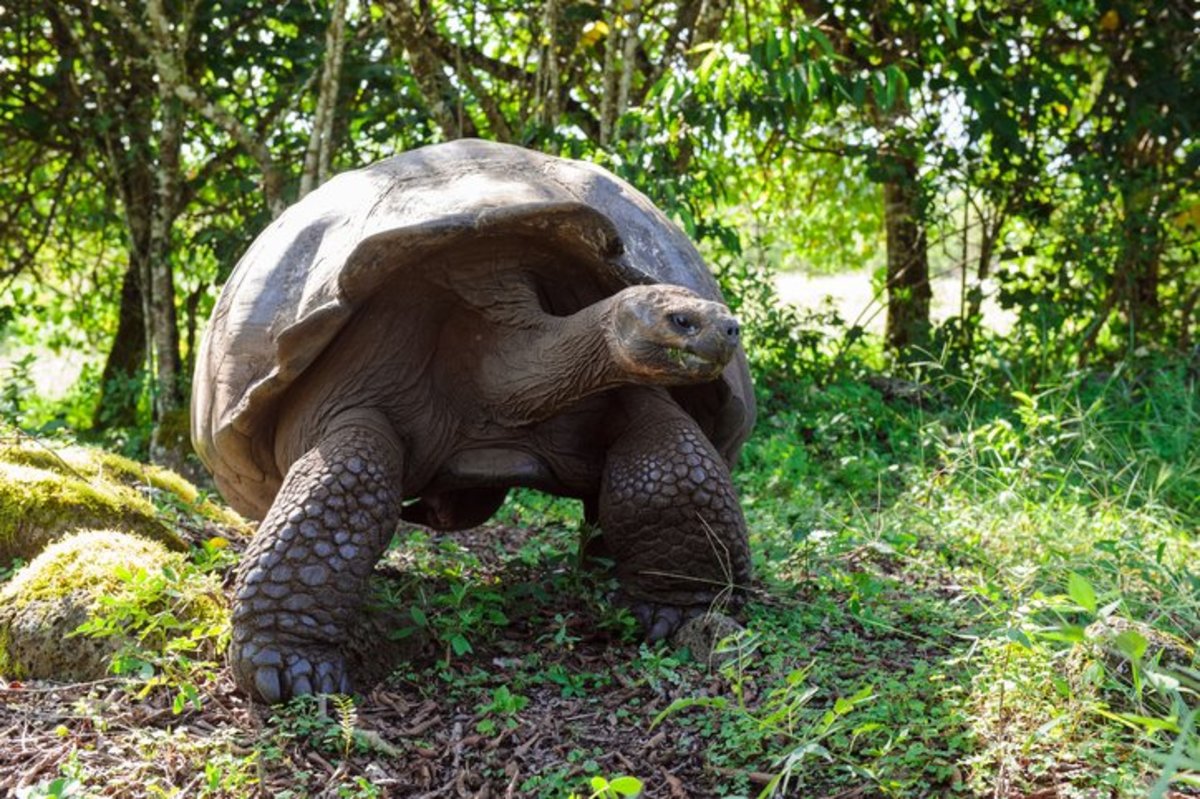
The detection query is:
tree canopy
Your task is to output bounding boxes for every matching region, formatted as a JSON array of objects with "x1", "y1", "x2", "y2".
[
  {"x1": 1, "y1": 0, "x2": 1196, "y2": 456},
  {"x1": 1, "y1": 4, "x2": 1199, "y2": 795}
]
